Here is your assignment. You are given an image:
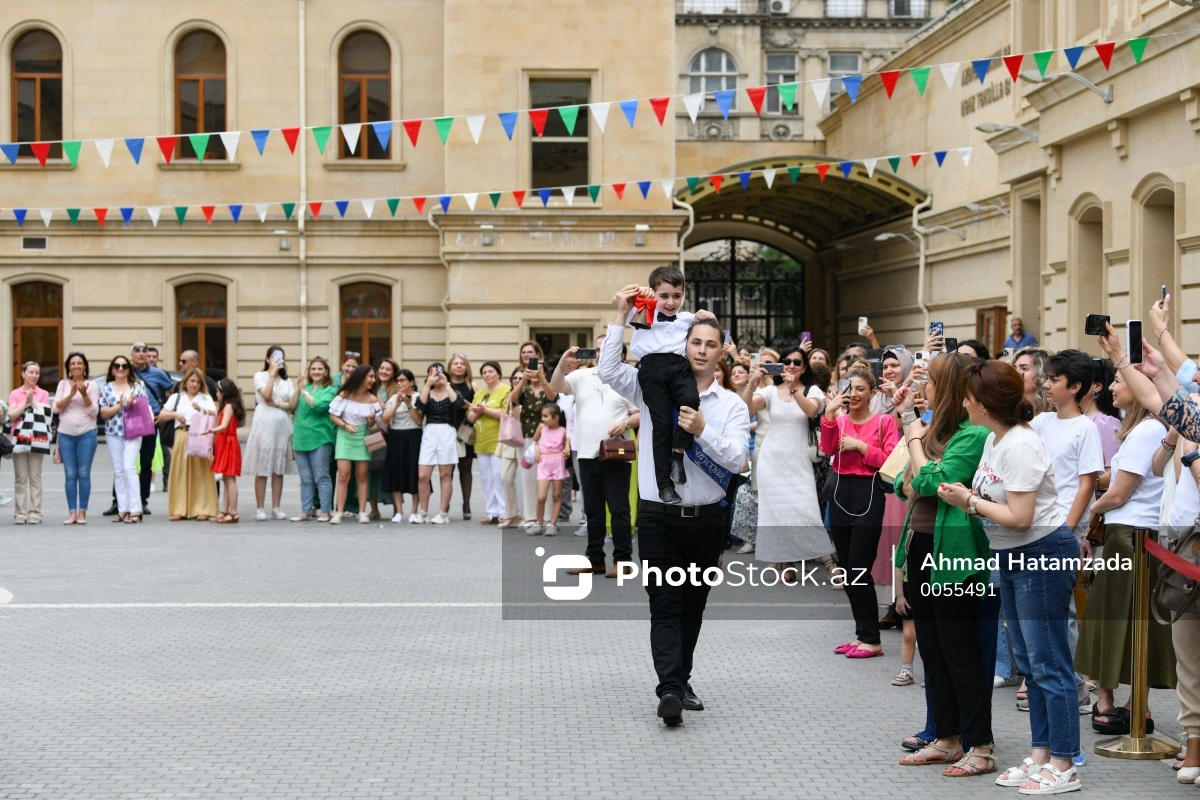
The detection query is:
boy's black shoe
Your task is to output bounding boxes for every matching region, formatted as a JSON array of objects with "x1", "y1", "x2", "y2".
[{"x1": 669, "y1": 453, "x2": 687, "y2": 485}]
